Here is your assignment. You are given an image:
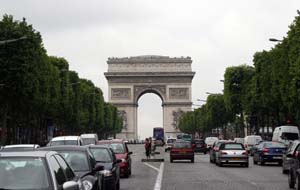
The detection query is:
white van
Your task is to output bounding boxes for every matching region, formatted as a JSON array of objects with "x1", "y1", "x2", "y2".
[
  {"x1": 272, "y1": 125, "x2": 299, "y2": 145},
  {"x1": 244, "y1": 135, "x2": 262, "y2": 152},
  {"x1": 48, "y1": 136, "x2": 82, "y2": 146},
  {"x1": 80, "y1": 133, "x2": 99, "y2": 145},
  {"x1": 205, "y1": 137, "x2": 219, "y2": 149}
]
